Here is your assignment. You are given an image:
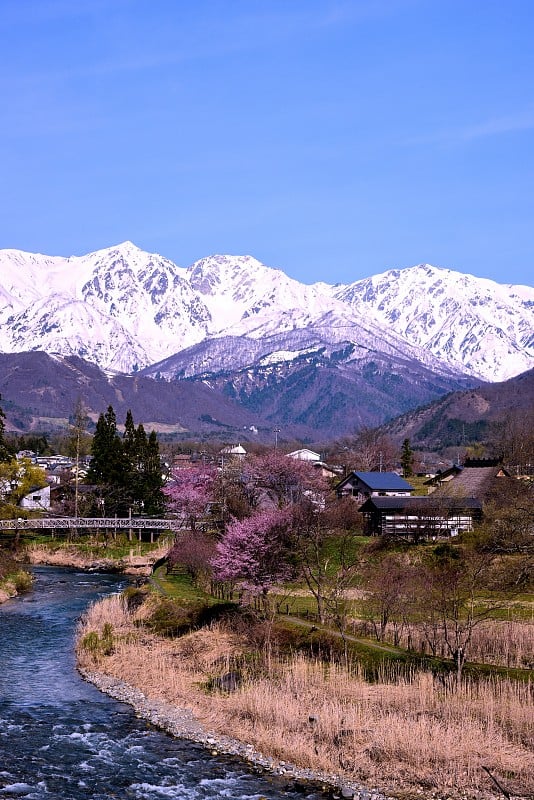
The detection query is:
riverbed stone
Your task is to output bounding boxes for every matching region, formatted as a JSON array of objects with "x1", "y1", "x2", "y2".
[{"x1": 79, "y1": 668, "x2": 392, "y2": 800}]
